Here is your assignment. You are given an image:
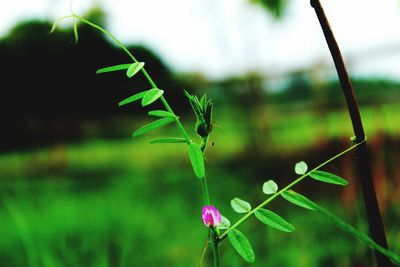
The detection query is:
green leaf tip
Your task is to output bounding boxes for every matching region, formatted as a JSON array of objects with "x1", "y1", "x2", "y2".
[
  {"x1": 231, "y1": 197, "x2": 251, "y2": 213},
  {"x1": 263, "y1": 180, "x2": 278, "y2": 194},
  {"x1": 73, "y1": 16, "x2": 79, "y2": 44},
  {"x1": 217, "y1": 215, "x2": 231, "y2": 230},
  {"x1": 132, "y1": 117, "x2": 175, "y2": 137},
  {"x1": 50, "y1": 21, "x2": 58, "y2": 34},
  {"x1": 228, "y1": 229, "x2": 255, "y2": 263},
  {"x1": 118, "y1": 91, "x2": 146, "y2": 106},
  {"x1": 281, "y1": 190, "x2": 316, "y2": 211},
  {"x1": 127, "y1": 62, "x2": 145, "y2": 78},
  {"x1": 254, "y1": 209, "x2": 295, "y2": 232},
  {"x1": 309, "y1": 170, "x2": 348, "y2": 186},
  {"x1": 295, "y1": 161, "x2": 308, "y2": 175},
  {"x1": 96, "y1": 64, "x2": 132, "y2": 74},
  {"x1": 148, "y1": 110, "x2": 177, "y2": 118},
  {"x1": 142, "y1": 89, "x2": 164, "y2": 107},
  {"x1": 188, "y1": 143, "x2": 205, "y2": 178}
]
